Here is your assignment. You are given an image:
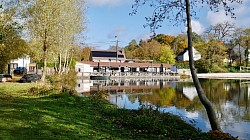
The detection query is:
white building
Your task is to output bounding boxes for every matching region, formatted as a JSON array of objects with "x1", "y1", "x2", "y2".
[
  {"x1": 182, "y1": 87, "x2": 198, "y2": 101},
  {"x1": 75, "y1": 62, "x2": 93, "y2": 77},
  {"x1": 177, "y1": 48, "x2": 201, "y2": 61},
  {"x1": 10, "y1": 55, "x2": 30, "y2": 71}
]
